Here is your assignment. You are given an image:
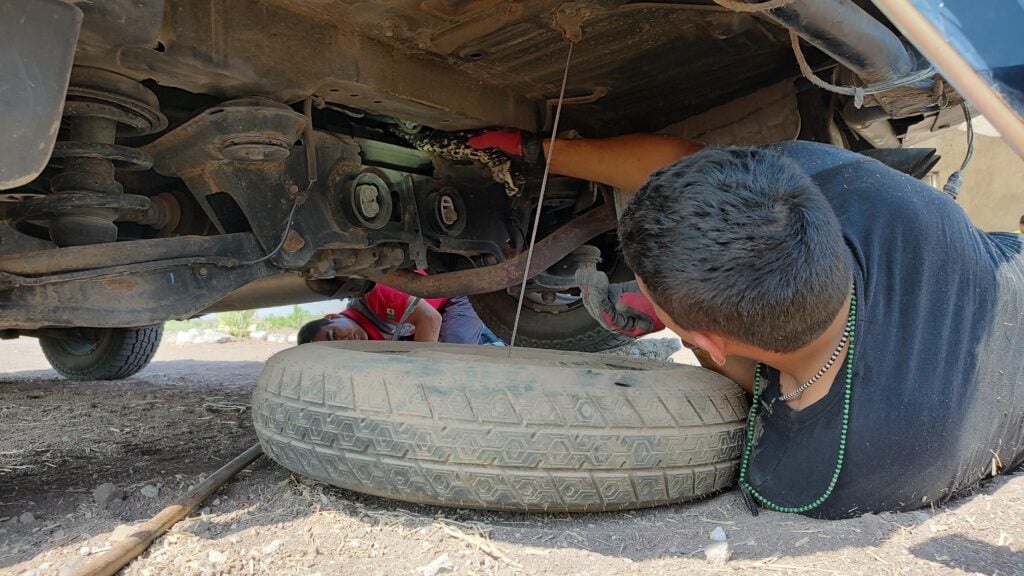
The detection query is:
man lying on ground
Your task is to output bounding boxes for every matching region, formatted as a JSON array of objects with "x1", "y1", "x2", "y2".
[
  {"x1": 298, "y1": 281, "x2": 483, "y2": 345},
  {"x1": 469, "y1": 129, "x2": 1024, "y2": 518}
]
